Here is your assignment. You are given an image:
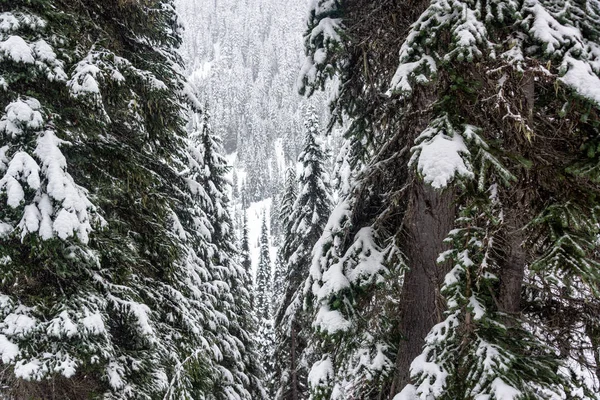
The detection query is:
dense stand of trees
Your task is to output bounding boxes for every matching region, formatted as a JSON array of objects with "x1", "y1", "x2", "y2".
[
  {"x1": 1, "y1": 0, "x2": 599, "y2": 399},
  {"x1": 0, "y1": 1, "x2": 263, "y2": 399},
  {"x1": 175, "y1": 0, "x2": 329, "y2": 204}
]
